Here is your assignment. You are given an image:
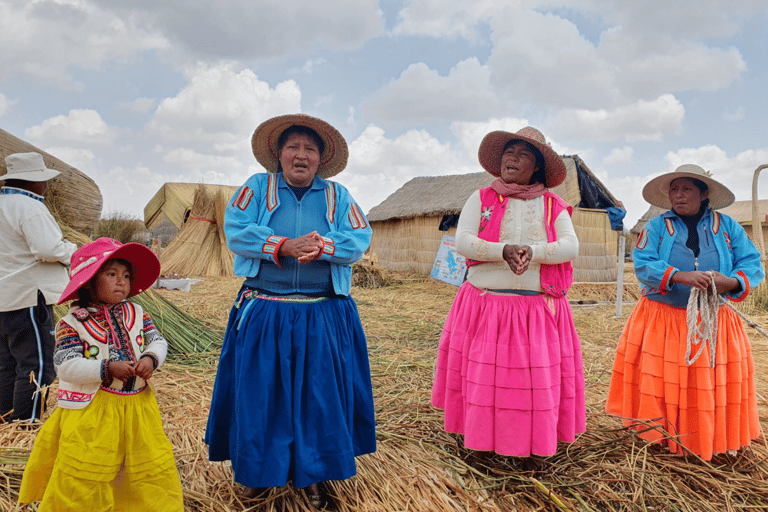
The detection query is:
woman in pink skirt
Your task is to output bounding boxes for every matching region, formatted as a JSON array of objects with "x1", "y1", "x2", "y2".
[{"x1": 431, "y1": 127, "x2": 586, "y2": 469}]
